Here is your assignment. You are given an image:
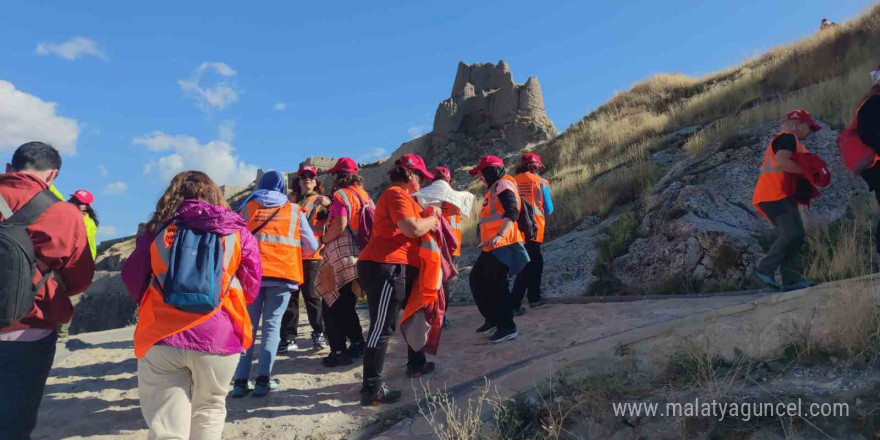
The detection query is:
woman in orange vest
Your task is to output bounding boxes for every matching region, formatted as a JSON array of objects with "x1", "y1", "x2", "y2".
[
  {"x1": 431, "y1": 166, "x2": 458, "y2": 329},
  {"x1": 358, "y1": 154, "x2": 439, "y2": 405},
  {"x1": 752, "y1": 110, "x2": 821, "y2": 291},
  {"x1": 851, "y1": 66, "x2": 880, "y2": 270},
  {"x1": 232, "y1": 171, "x2": 318, "y2": 397},
  {"x1": 121, "y1": 171, "x2": 262, "y2": 439},
  {"x1": 319, "y1": 157, "x2": 371, "y2": 367},
  {"x1": 468, "y1": 155, "x2": 530, "y2": 343},
  {"x1": 279, "y1": 164, "x2": 330, "y2": 352},
  {"x1": 512, "y1": 153, "x2": 553, "y2": 314}
]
